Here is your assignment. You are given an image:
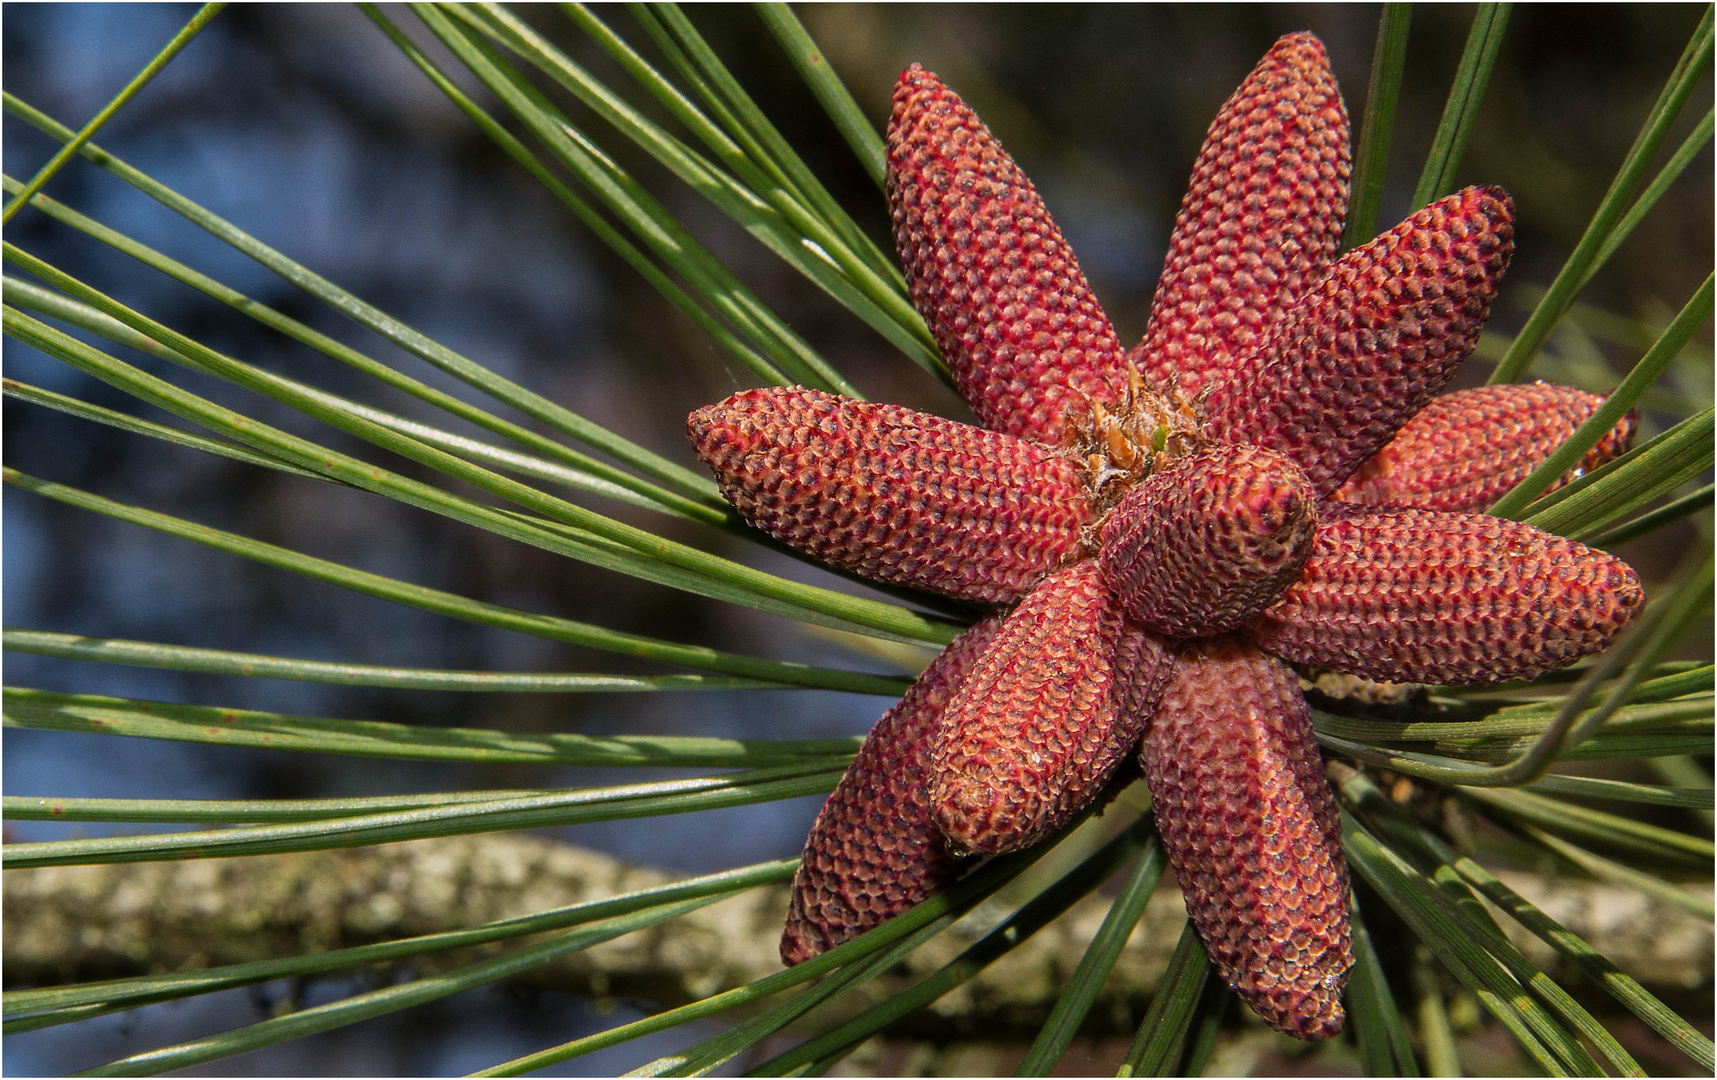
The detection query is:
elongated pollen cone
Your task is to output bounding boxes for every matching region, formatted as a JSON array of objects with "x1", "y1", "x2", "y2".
[
  {"x1": 1206, "y1": 185, "x2": 1516, "y2": 496},
  {"x1": 689, "y1": 387, "x2": 1087, "y2": 604},
  {"x1": 929, "y1": 562, "x2": 1158, "y2": 855},
  {"x1": 1133, "y1": 31, "x2": 1351, "y2": 398},
  {"x1": 887, "y1": 64, "x2": 1128, "y2": 443},
  {"x1": 1331, "y1": 383, "x2": 1638, "y2": 513},
  {"x1": 1251, "y1": 508, "x2": 1645, "y2": 684},
  {"x1": 1144, "y1": 637, "x2": 1352, "y2": 1040},
  {"x1": 781, "y1": 615, "x2": 1004, "y2": 965},
  {"x1": 1098, "y1": 445, "x2": 1317, "y2": 636}
]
